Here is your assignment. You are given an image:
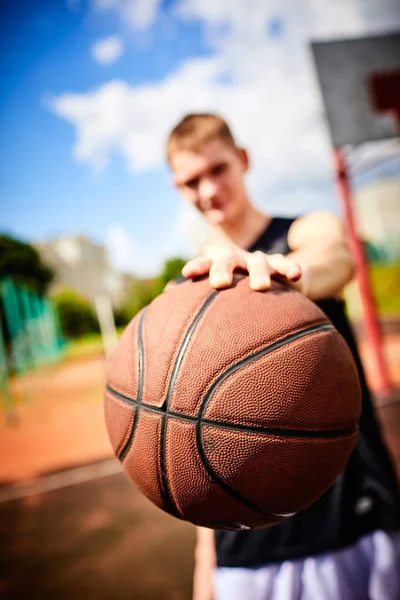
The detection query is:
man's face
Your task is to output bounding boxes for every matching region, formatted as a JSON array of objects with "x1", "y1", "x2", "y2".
[{"x1": 171, "y1": 138, "x2": 249, "y2": 226}]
